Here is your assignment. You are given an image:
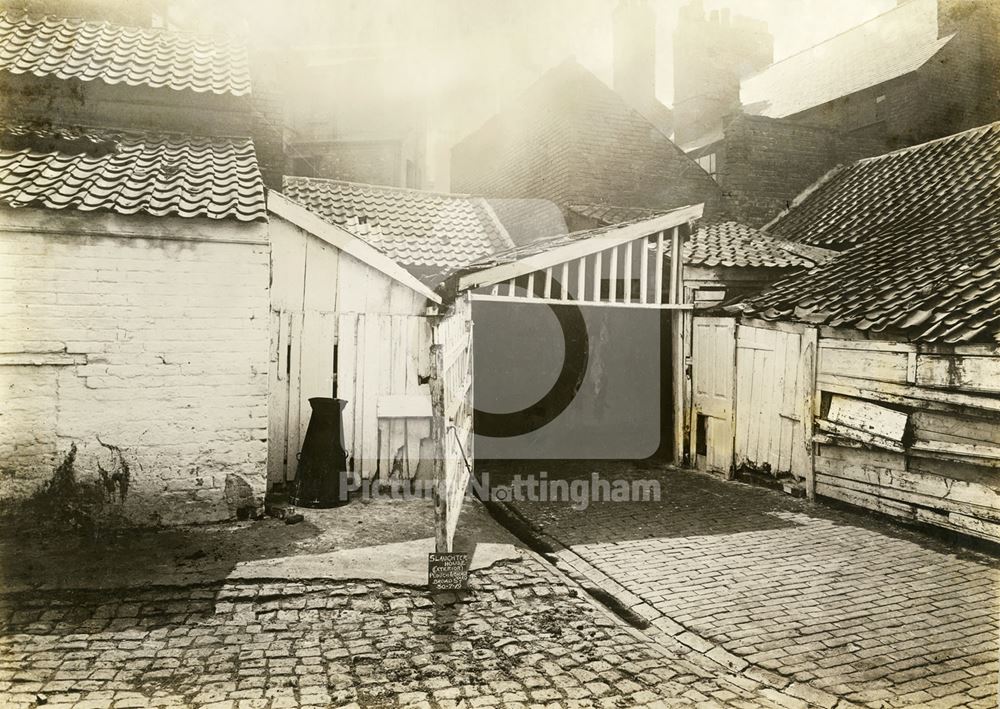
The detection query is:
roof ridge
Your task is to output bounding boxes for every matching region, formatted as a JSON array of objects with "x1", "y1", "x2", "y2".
[
  {"x1": 283, "y1": 175, "x2": 475, "y2": 200},
  {"x1": 0, "y1": 9, "x2": 242, "y2": 47},
  {"x1": 854, "y1": 120, "x2": 1000, "y2": 165},
  {"x1": 742, "y1": 0, "x2": 934, "y2": 82}
]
